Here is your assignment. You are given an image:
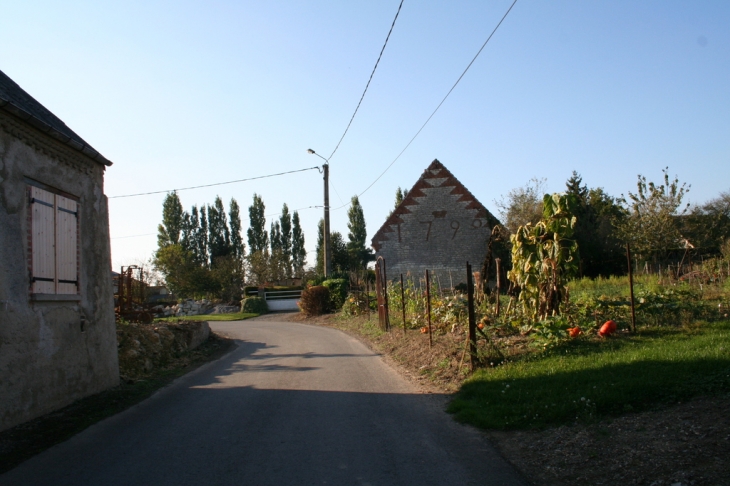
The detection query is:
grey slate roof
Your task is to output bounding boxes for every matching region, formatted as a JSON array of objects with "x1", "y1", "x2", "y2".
[{"x1": 0, "y1": 68, "x2": 112, "y2": 166}]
